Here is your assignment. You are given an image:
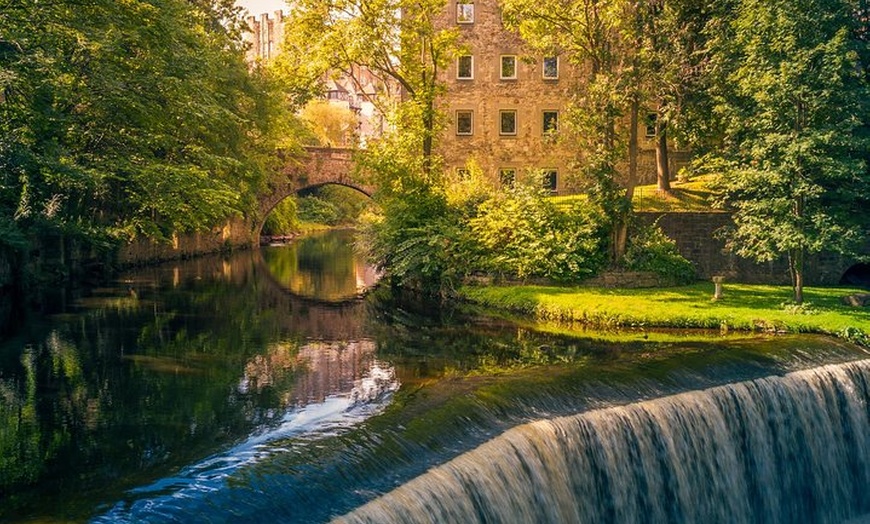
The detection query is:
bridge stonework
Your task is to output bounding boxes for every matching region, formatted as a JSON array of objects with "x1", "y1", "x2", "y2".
[{"x1": 256, "y1": 147, "x2": 372, "y2": 234}]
